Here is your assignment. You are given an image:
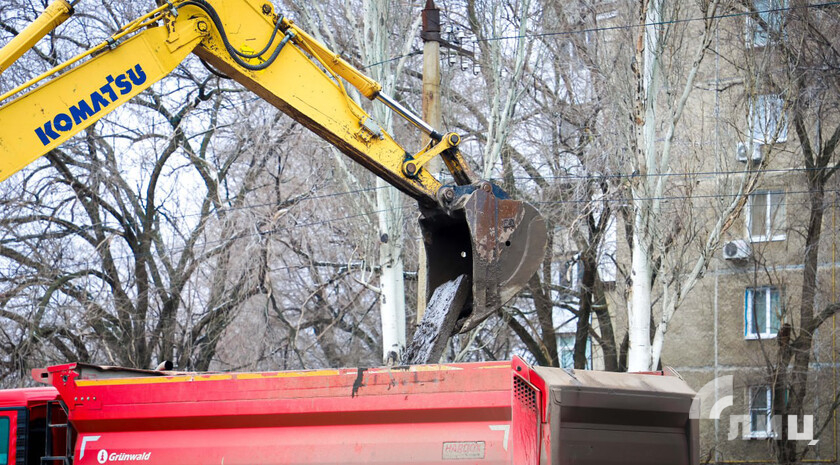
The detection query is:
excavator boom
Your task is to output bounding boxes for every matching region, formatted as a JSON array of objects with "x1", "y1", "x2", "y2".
[{"x1": 0, "y1": 0, "x2": 547, "y2": 345}]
